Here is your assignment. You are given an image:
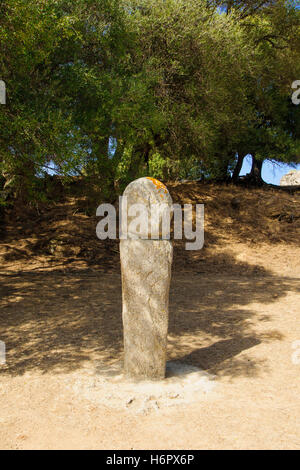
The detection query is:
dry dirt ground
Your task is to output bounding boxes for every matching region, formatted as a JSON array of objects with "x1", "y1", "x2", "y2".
[{"x1": 0, "y1": 182, "x2": 299, "y2": 449}]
